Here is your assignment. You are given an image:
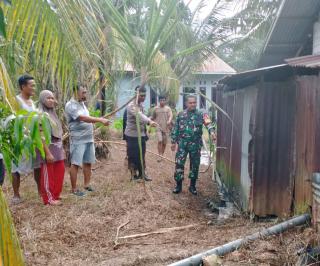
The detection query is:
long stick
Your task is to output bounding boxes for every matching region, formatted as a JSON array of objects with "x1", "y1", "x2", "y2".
[
  {"x1": 114, "y1": 220, "x2": 130, "y2": 249},
  {"x1": 62, "y1": 96, "x2": 136, "y2": 141},
  {"x1": 103, "y1": 95, "x2": 136, "y2": 118},
  {"x1": 118, "y1": 224, "x2": 199, "y2": 240},
  {"x1": 145, "y1": 149, "x2": 175, "y2": 164},
  {"x1": 97, "y1": 140, "x2": 175, "y2": 164}
]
